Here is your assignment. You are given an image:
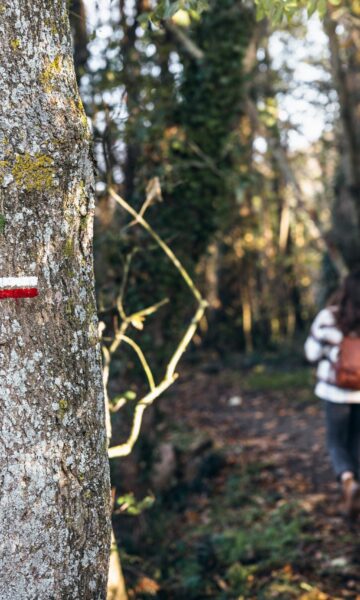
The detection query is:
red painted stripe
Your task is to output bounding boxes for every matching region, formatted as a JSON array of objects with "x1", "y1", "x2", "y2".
[{"x1": 0, "y1": 288, "x2": 38, "y2": 299}]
